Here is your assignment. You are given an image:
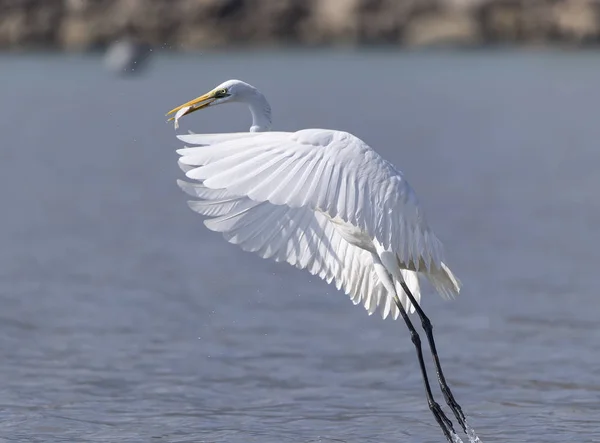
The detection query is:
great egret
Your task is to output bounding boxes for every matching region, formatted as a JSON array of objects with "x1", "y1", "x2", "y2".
[{"x1": 166, "y1": 79, "x2": 480, "y2": 442}]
